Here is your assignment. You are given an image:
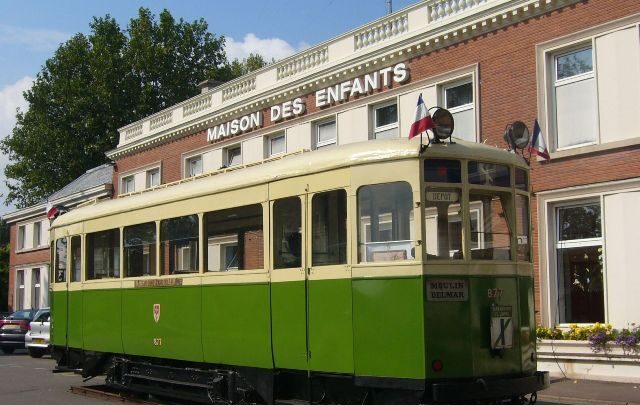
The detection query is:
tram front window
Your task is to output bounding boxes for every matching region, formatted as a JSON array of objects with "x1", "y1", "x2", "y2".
[
  {"x1": 469, "y1": 191, "x2": 513, "y2": 260},
  {"x1": 425, "y1": 188, "x2": 462, "y2": 259}
]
